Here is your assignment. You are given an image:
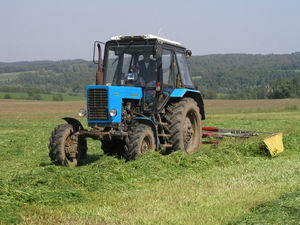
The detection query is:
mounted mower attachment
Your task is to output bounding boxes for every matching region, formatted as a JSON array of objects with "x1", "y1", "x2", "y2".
[{"x1": 202, "y1": 126, "x2": 284, "y2": 157}]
